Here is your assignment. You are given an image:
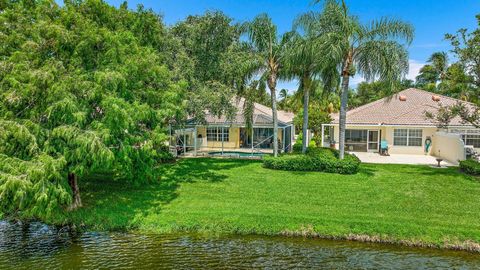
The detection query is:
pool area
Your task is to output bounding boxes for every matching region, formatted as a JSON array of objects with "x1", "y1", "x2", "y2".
[{"x1": 208, "y1": 151, "x2": 267, "y2": 158}]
